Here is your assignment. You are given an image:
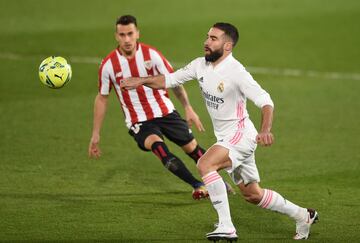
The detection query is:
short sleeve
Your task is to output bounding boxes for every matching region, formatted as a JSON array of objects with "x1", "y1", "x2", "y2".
[{"x1": 98, "y1": 59, "x2": 113, "y2": 95}]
